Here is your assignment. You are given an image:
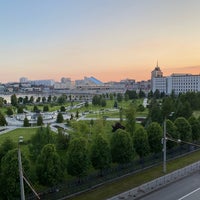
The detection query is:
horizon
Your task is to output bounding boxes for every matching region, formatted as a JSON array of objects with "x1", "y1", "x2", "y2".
[{"x1": 0, "y1": 1, "x2": 200, "y2": 83}]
